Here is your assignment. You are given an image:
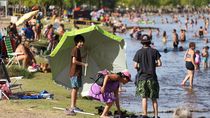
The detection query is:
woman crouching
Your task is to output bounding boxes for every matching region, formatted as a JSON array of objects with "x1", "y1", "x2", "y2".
[{"x1": 89, "y1": 70, "x2": 131, "y2": 118}]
